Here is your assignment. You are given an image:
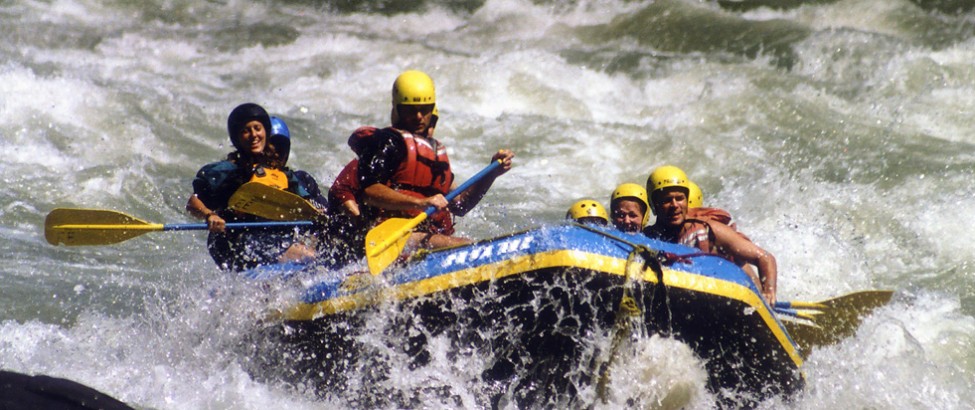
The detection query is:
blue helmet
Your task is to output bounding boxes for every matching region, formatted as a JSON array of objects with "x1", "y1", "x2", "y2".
[
  {"x1": 270, "y1": 116, "x2": 290, "y2": 139},
  {"x1": 269, "y1": 116, "x2": 291, "y2": 163}
]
